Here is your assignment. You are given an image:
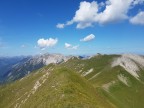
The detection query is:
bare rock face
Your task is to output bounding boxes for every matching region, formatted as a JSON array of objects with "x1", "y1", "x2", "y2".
[
  {"x1": 41, "y1": 53, "x2": 71, "y2": 65},
  {"x1": 112, "y1": 54, "x2": 144, "y2": 79},
  {"x1": 1, "y1": 53, "x2": 72, "y2": 83}
]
